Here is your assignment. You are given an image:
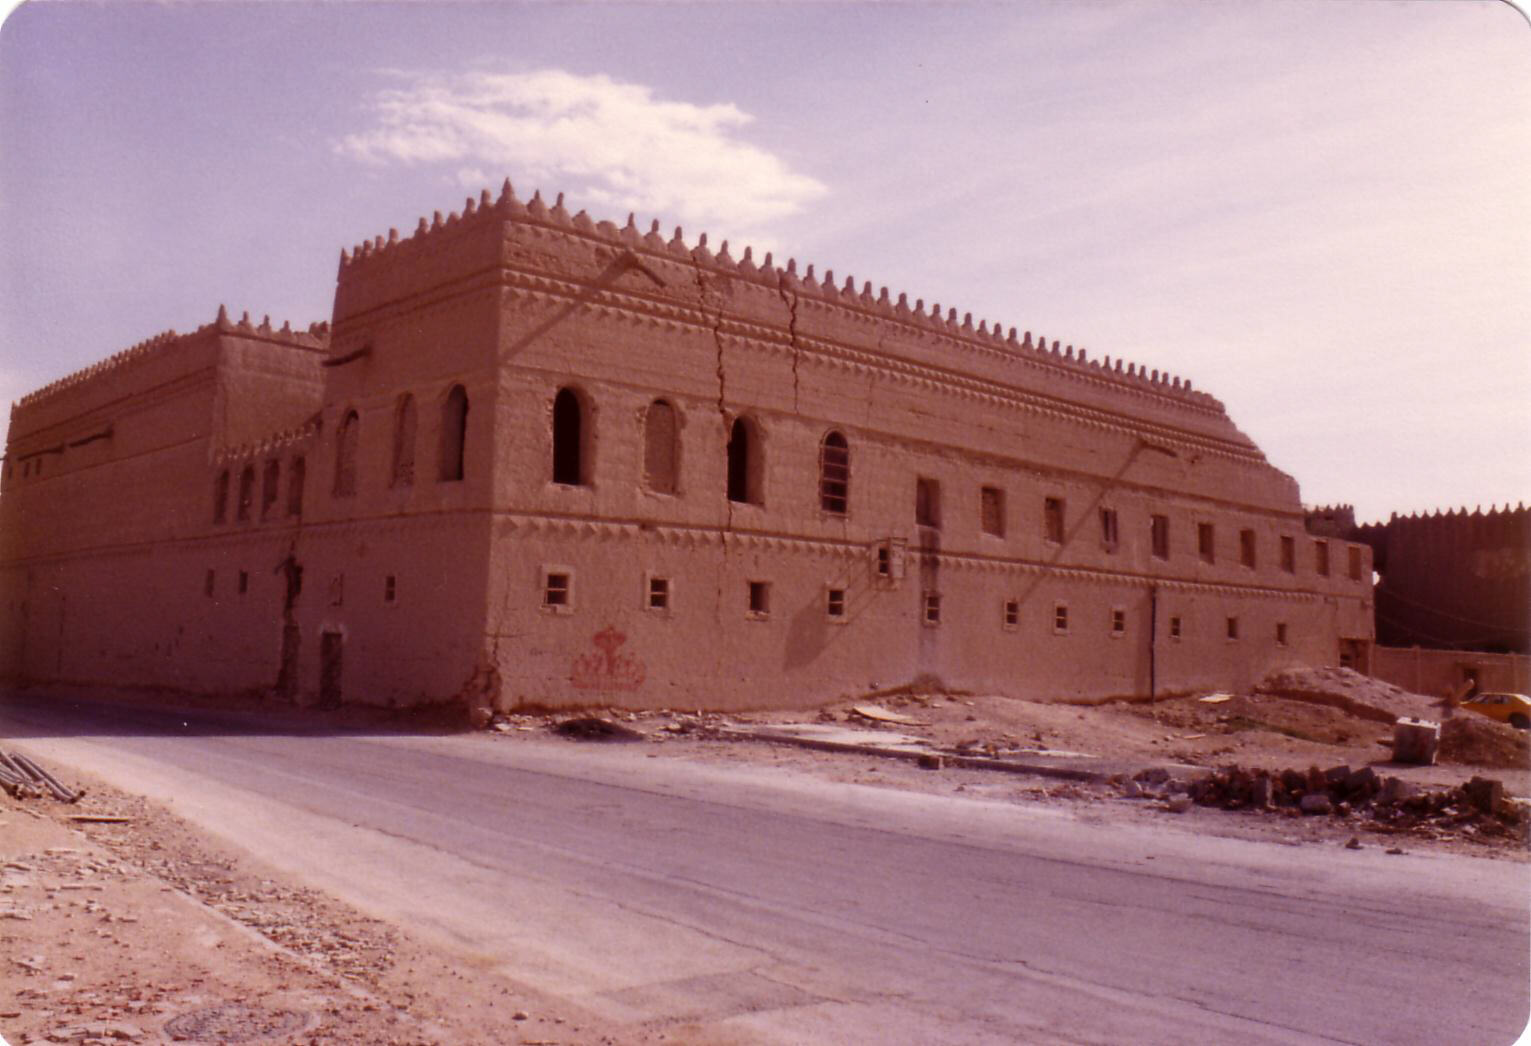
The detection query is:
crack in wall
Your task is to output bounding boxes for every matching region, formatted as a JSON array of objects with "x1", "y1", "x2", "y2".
[
  {"x1": 777, "y1": 282, "x2": 803, "y2": 414},
  {"x1": 692, "y1": 254, "x2": 732, "y2": 620}
]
